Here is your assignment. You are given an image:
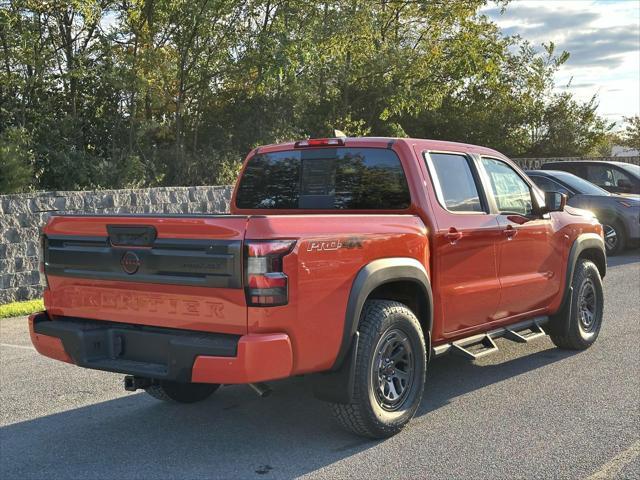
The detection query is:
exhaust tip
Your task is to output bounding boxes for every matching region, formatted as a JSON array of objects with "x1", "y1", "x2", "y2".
[{"x1": 249, "y1": 382, "x2": 272, "y2": 398}]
